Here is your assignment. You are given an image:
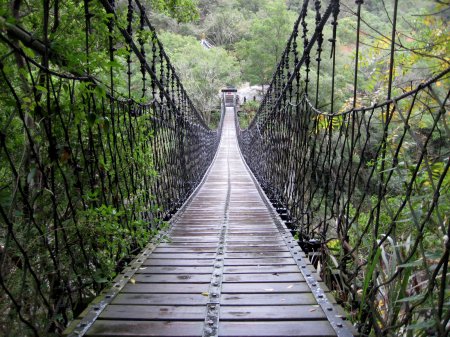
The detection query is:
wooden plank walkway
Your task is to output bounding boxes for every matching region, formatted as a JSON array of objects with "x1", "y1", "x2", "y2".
[{"x1": 66, "y1": 108, "x2": 354, "y2": 337}]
